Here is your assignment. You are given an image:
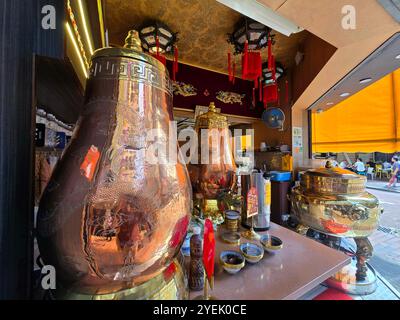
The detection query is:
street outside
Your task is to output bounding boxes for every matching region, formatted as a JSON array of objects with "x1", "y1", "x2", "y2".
[{"x1": 367, "y1": 188, "x2": 400, "y2": 292}]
